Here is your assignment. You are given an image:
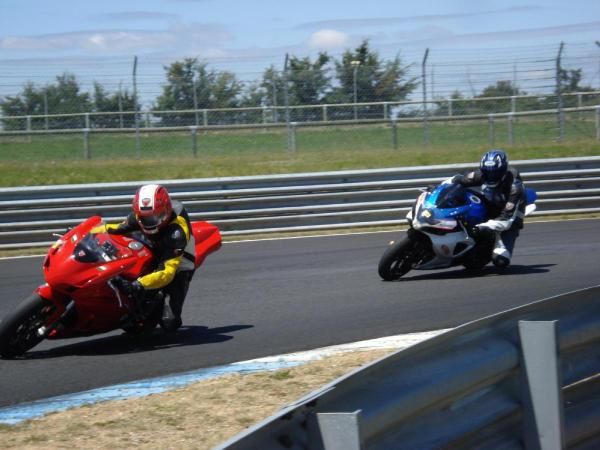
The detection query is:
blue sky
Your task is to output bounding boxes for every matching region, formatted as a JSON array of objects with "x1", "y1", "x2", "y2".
[
  {"x1": 0, "y1": 0, "x2": 599, "y2": 101},
  {"x1": 1, "y1": 0, "x2": 598, "y2": 59}
]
